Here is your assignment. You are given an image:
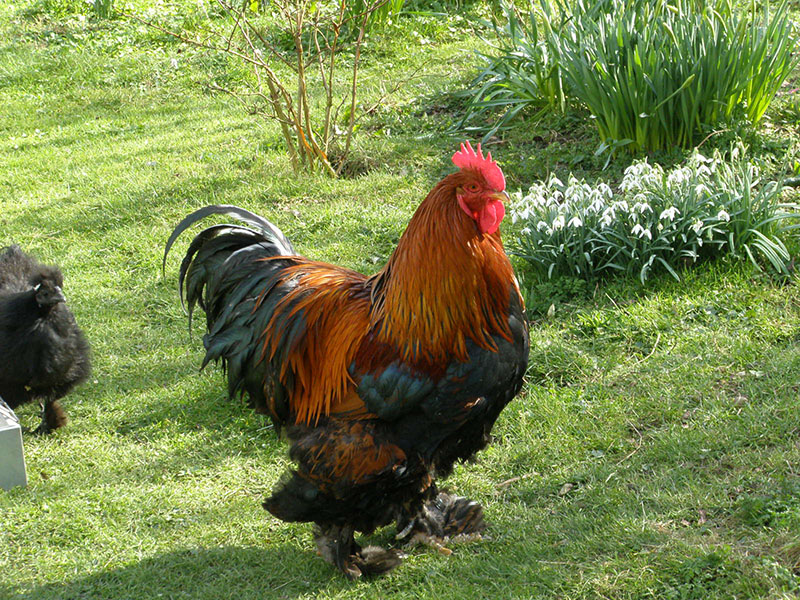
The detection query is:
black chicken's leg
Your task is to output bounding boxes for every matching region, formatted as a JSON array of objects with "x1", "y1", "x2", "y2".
[
  {"x1": 33, "y1": 399, "x2": 68, "y2": 435},
  {"x1": 396, "y1": 491, "x2": 487, "y2": 549},
  {"x1": 312, "y1": 524, "x2": 403, "y2": 579}
]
